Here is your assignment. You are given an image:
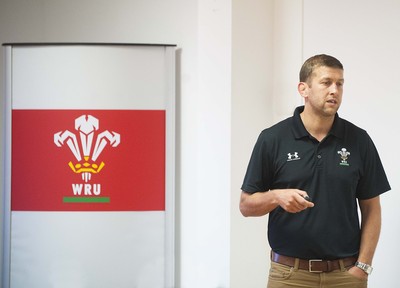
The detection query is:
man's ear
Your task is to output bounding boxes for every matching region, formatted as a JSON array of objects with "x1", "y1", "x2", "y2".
[{"x1": 298, "y1": 82, "x2": 308, "y2": 99}]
